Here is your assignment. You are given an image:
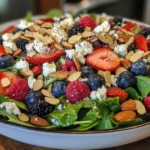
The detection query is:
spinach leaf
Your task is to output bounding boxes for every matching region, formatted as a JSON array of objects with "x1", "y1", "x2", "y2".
[
  {"x1": 136, "y1": 76, "x2": 150, "y2": 98},
  {"x1": 47, "y1": 9, "x2": 62, "y2": 18},
  {"x1": 25, "y1": 11, "x2": 33, "y2": 22},
  {"x1": 0, "y1": 66, "x2": 20, "y2": 75},
  {"x1": 45, "y1": 103, "x2": 82, "y2": 127},
  {"x1": 125, "y1": 87, "x2": 142, "y2": 100}
]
